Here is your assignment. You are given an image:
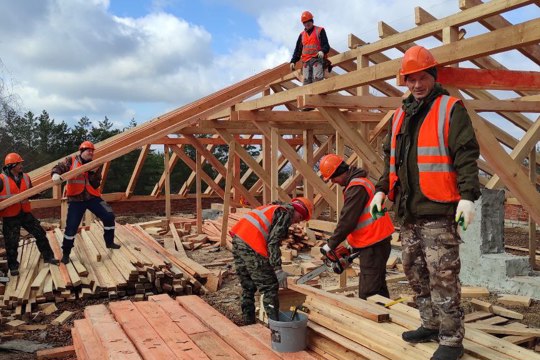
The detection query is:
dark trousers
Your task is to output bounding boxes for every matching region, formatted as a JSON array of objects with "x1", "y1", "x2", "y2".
[
  {"x1": 2, "y1": 212, "x2": 55, "y2": 269},
  {"x1": 357, "y1": 237, "x2": 392, "y2": 300},
  {"x1": 62, "y1": 198, "x2": 115, "y2": 254}
]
